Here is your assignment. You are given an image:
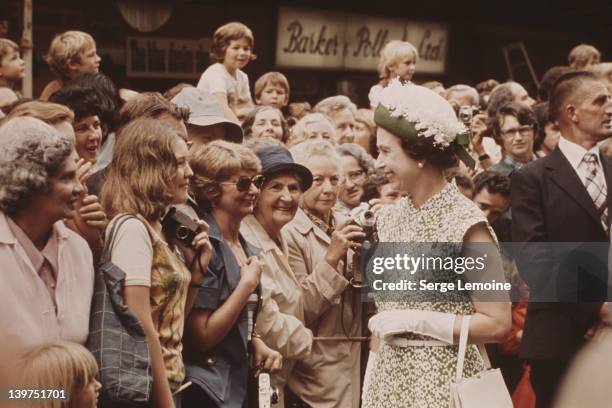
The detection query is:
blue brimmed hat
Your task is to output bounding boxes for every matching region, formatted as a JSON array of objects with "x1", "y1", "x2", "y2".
[{"x1": 255, "y1": 145, "x2": 313, "y2": 191}]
